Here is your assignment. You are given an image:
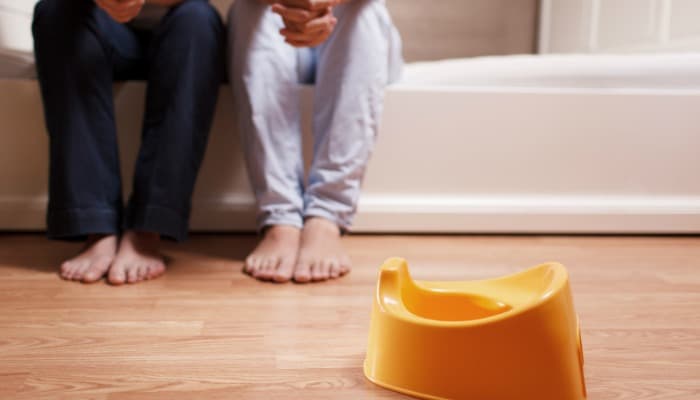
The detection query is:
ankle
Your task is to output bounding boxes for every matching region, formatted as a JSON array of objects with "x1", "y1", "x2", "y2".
[
  {"x1": 121, "y1": 230, "x2": 161, "y2": 252},
  {"x1": 86, "y1": 233, "x2": 116, "y2": 242},
  {"x1": 83, "y1": 234, "x2": 118, "y2": 251},
  {"x1": 263, "y1": 225, "x2": 301, "y2": 238},
  {"x1": 126, "y1": 230, "x2": 160, "y2": 241},
  {"x1": 304, "y1": 217, "x2": 341, "y2": 235}
]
